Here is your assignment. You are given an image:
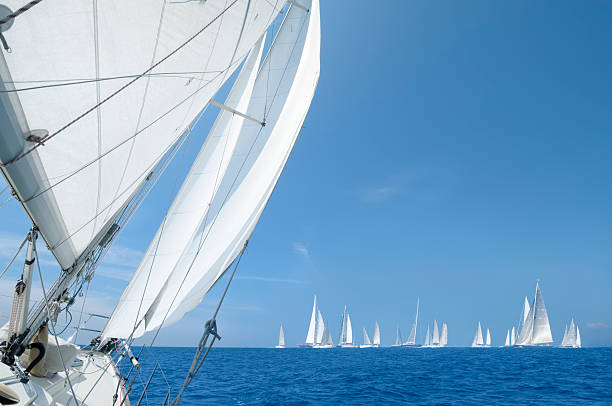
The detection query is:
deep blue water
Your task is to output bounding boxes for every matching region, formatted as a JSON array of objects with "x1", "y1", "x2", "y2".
[{"x1": 125, "y1": 347, "x2": 612, "y2": 405}]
